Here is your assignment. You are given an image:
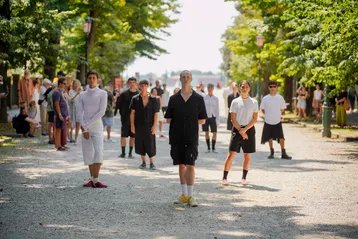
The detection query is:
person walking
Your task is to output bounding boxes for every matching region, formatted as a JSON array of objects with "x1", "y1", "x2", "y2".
[
  {"x1": 102, "y1": 82, "x2": 116, "y2": 142},
  {"x1": 77, "y1": 70, "x2": 108, "y2": 188},
  {"x1": 348, "y1": 87, "x2": 357, "y2": 112},
  {"x1": 312, "y1": 84, "x2": 324, "y2": 123},
  {"x1": 46, "y1": 83, "x2": 56, "y2": 144},
  {"x1": 164, "y1": 70, "x2": 207, "y2": 207},
  {"x1": 39, "y1": 79, "x2": 51, "y2": 136},
  {"x1": 68, "y1": 80, "x2": 82, "y2": 143},
  {"x1": 151, "y1": 88, "x2": 165, "y2": 137},
  {"x1": 31, "y1": 79, "x2": 41, "y2": 124},
  {"x1": 222, "y1": 80, "x2": 258, "y2": 186},
  {"x1": 260, "y1": 81, "x2": 292, "y2": 160},
  {"x1": 227, "y1": 83, "x2": 239, "y2": 131},
  {"x1": 130, "y1": 80, "x2": 159, "y2": 170},
  {"x1": 296, "y1": 85, "x2": 308, "y2": 120},
  {"x1": 202, "y1": 83, "x2": 220, "y2": 153},
  {"x1": 336, "y1": 89, "x2": 348, "y2": 128},
  {"x1": 117, "y1": 77, "x2": 140, "y2": 158},
  {"x1": 18, "y1": 70, "x2": 34, "y2": 107},
  {"x1": 161, "y1": 83, "x2": 170, "y2": 114},
  {"x1": 52, "y1": 78, "x2": 69, "y2": 151}
]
